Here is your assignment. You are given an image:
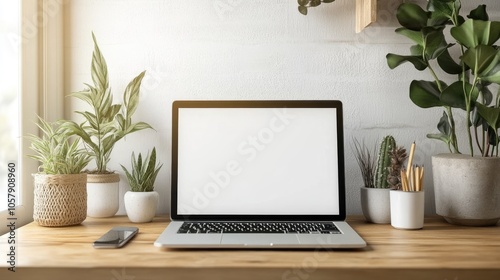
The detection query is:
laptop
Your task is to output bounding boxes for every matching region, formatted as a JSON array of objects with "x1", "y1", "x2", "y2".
[{"x1": 154, "y1": 100, "x2": 366, "y2": 248}]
